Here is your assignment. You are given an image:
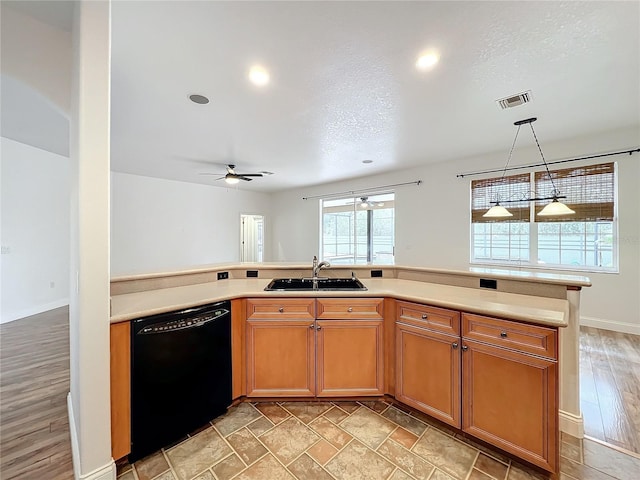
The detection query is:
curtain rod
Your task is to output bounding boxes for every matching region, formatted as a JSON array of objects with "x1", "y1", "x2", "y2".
[
  {"x1": 302, "y1": 180, "x2": 422, "y2": 200},
  {"x1": 456, "y1": 147, "x2": 639, "y2": 178}
]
